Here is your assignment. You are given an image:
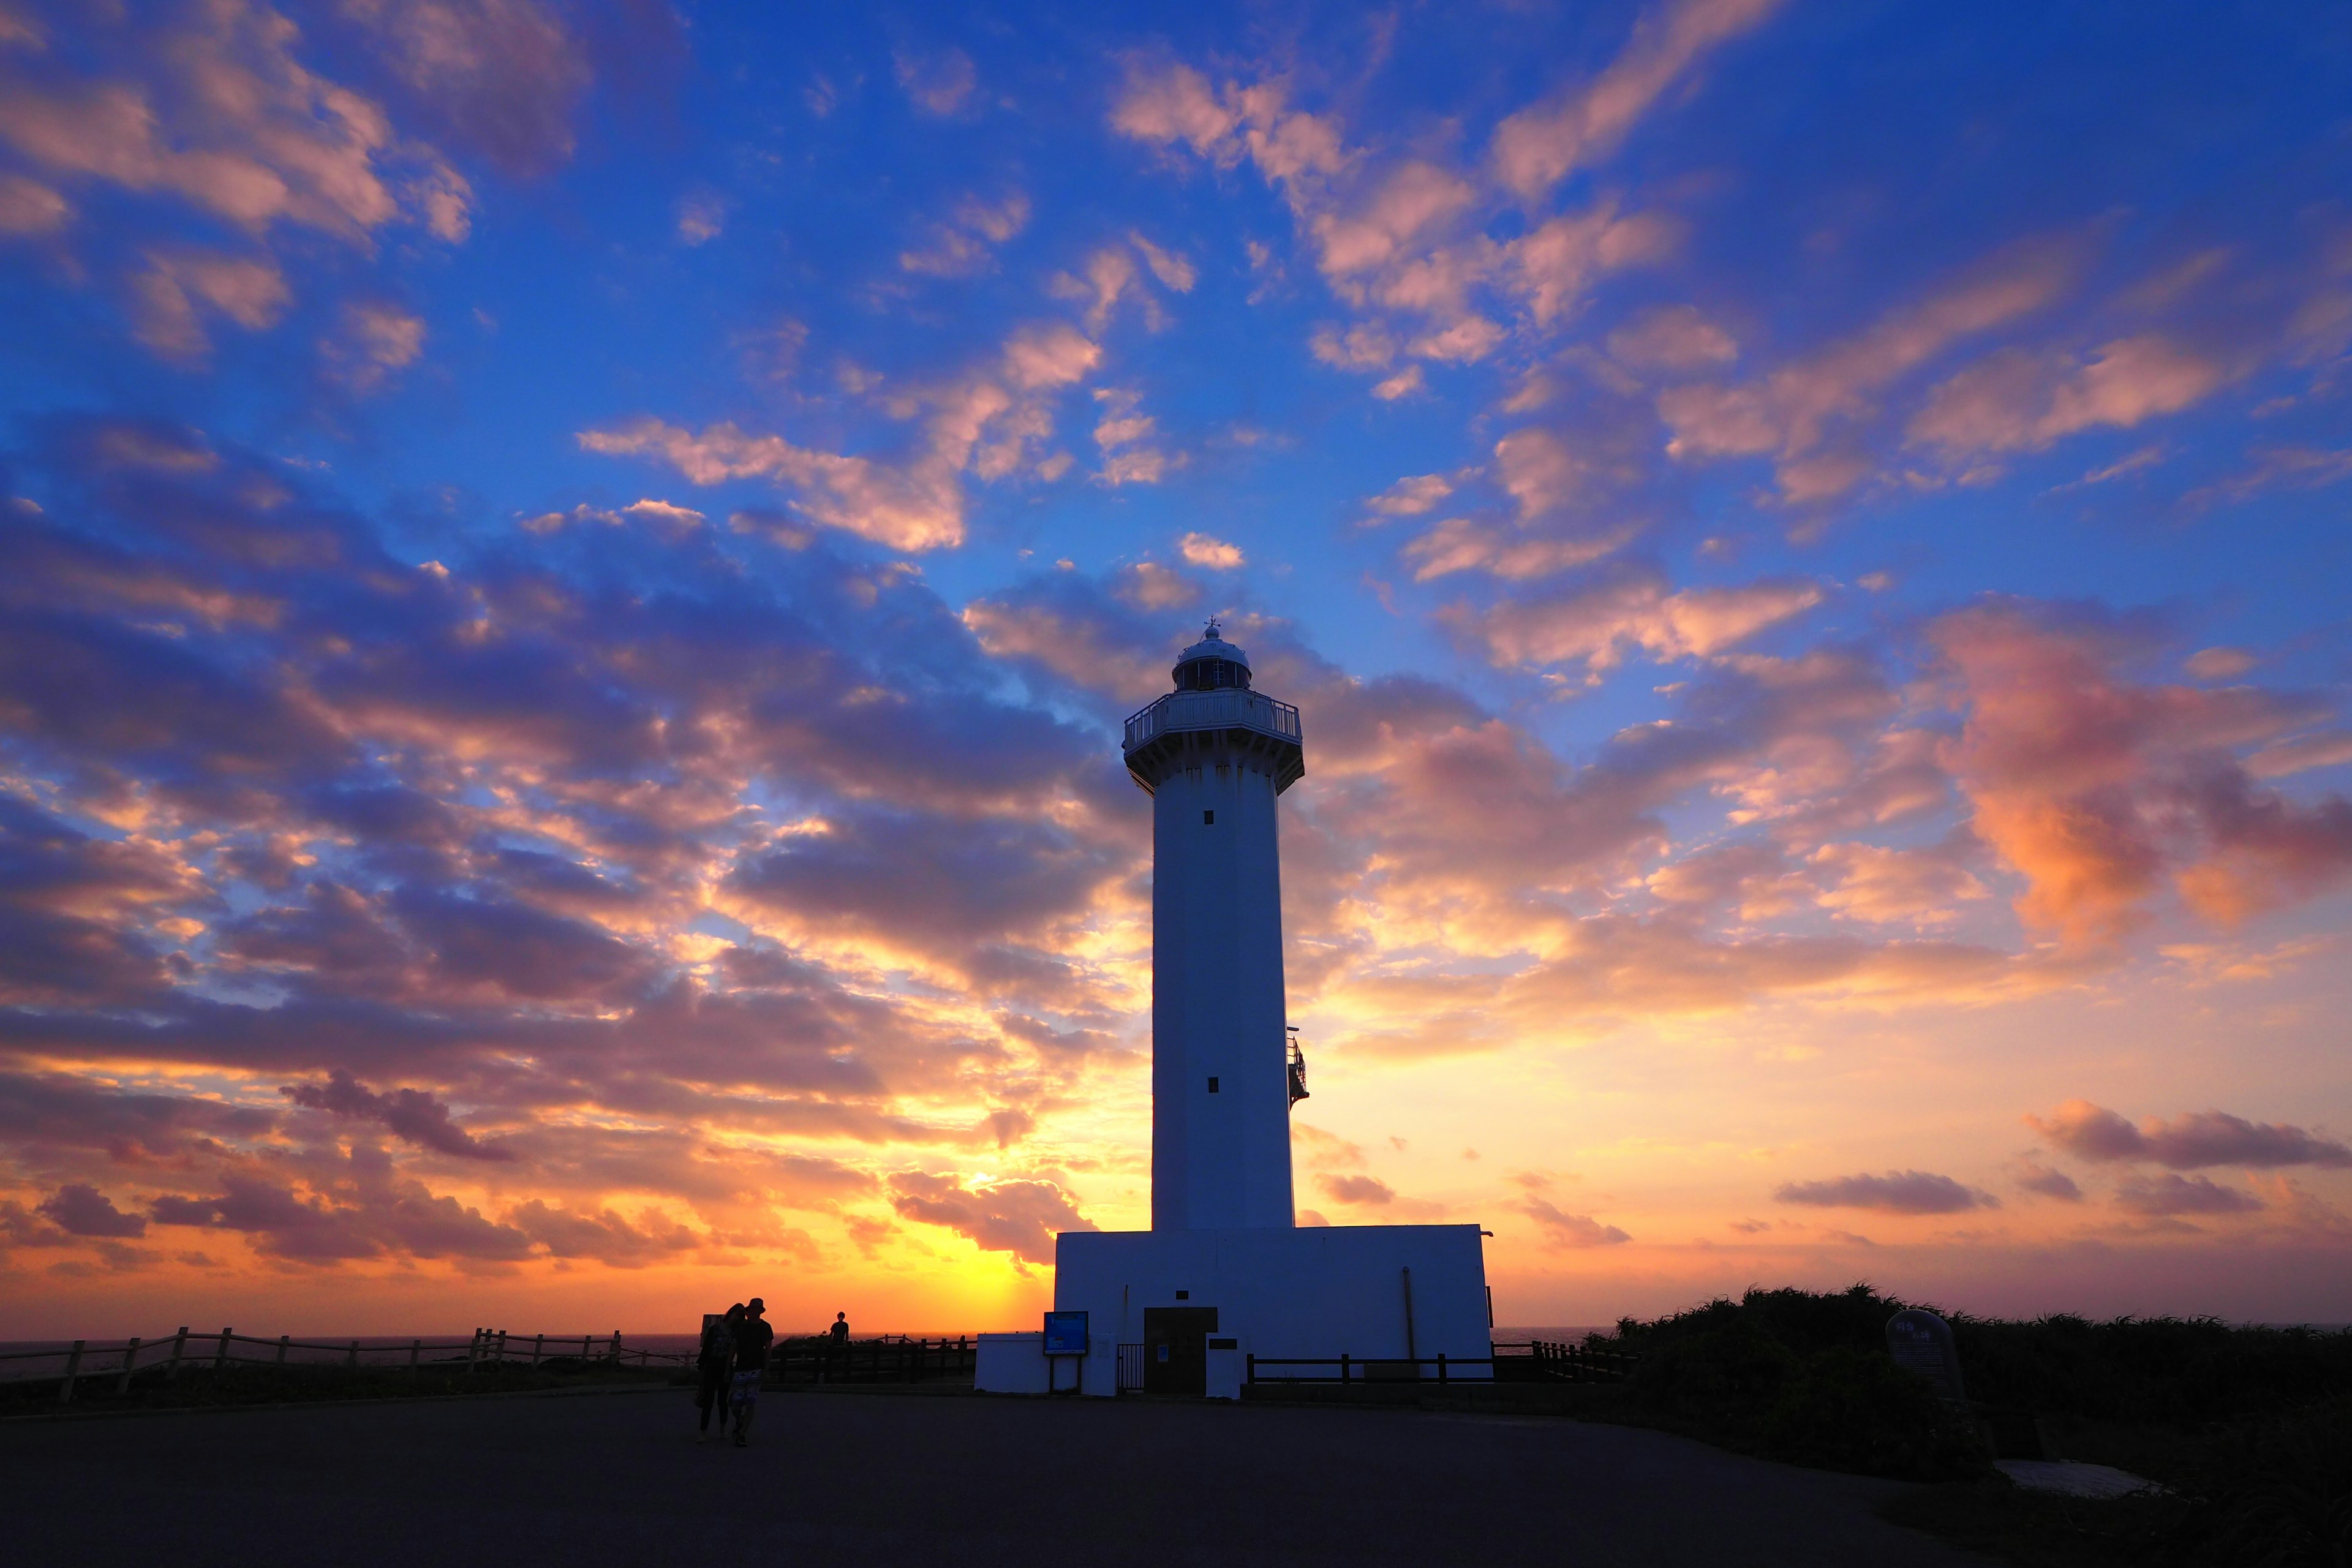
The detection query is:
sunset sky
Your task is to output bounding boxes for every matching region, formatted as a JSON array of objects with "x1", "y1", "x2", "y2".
[{"x1": 3, "y1": 0, "x2": 2350, "y2": 1339}]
